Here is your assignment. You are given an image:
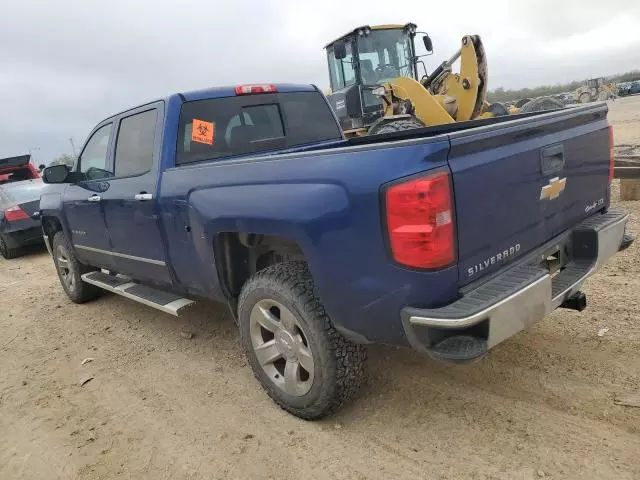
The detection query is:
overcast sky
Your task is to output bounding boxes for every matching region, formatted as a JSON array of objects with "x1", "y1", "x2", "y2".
[{"x1": 1, "y1": 0, "x2": 639, "y2": 164}]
